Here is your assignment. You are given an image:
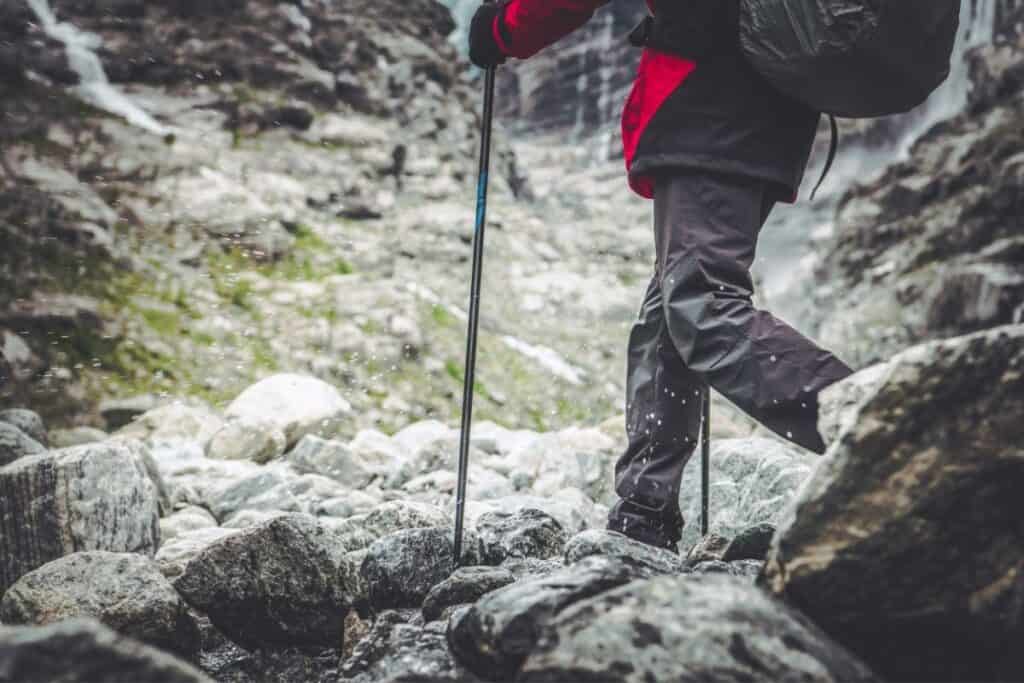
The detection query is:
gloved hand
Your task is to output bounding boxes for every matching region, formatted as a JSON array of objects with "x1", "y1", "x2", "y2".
[{"x1": 468, "y1": 2, "x2": 508, "y2": 69}]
